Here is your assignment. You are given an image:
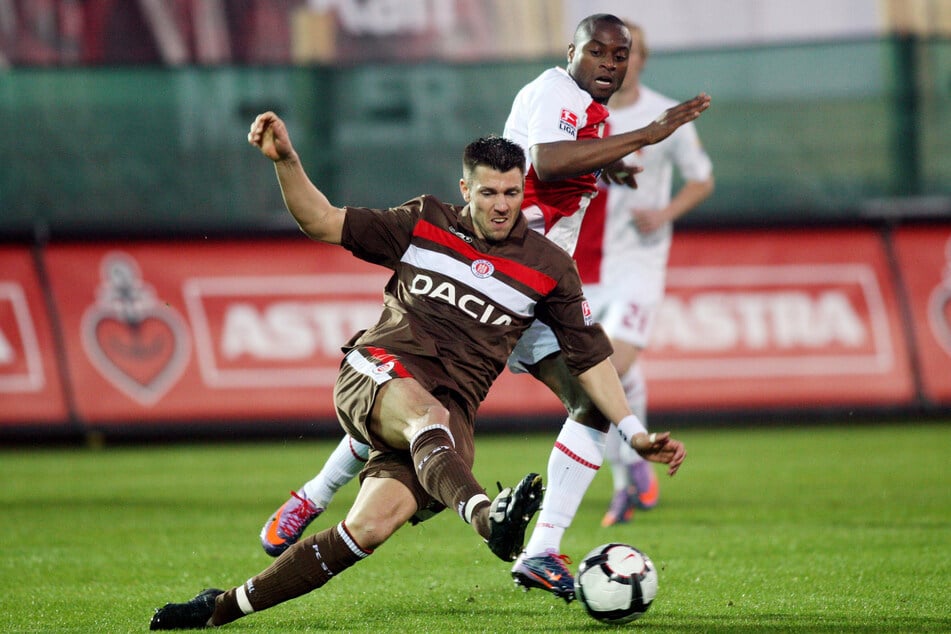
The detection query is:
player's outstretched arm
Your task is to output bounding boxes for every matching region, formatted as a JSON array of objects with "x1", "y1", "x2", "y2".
[
  {"x1": 248, "y1": 111, "x2": 346, "y2": 244},
  {"x1": 575, "y1": 358, "x2": 686, "y2": 476},
  {"x1": 530, "y1": 93, "x2": 711, "y2": 183}
]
